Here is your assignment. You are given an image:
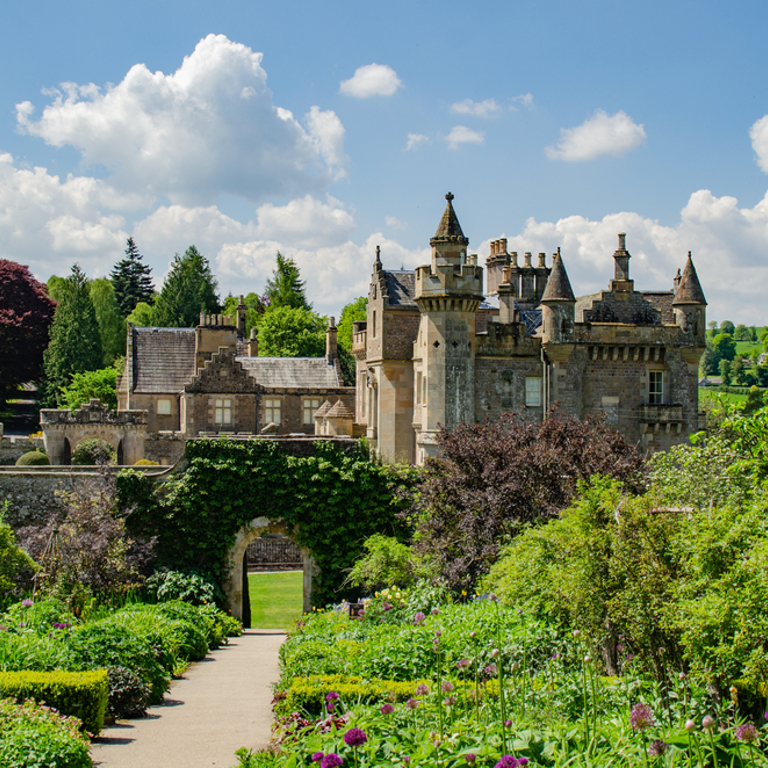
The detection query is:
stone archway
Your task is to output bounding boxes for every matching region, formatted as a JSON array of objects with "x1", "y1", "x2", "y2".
[{"x1": 225, "y1": 516, "x2": 317, "y2": 625}]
